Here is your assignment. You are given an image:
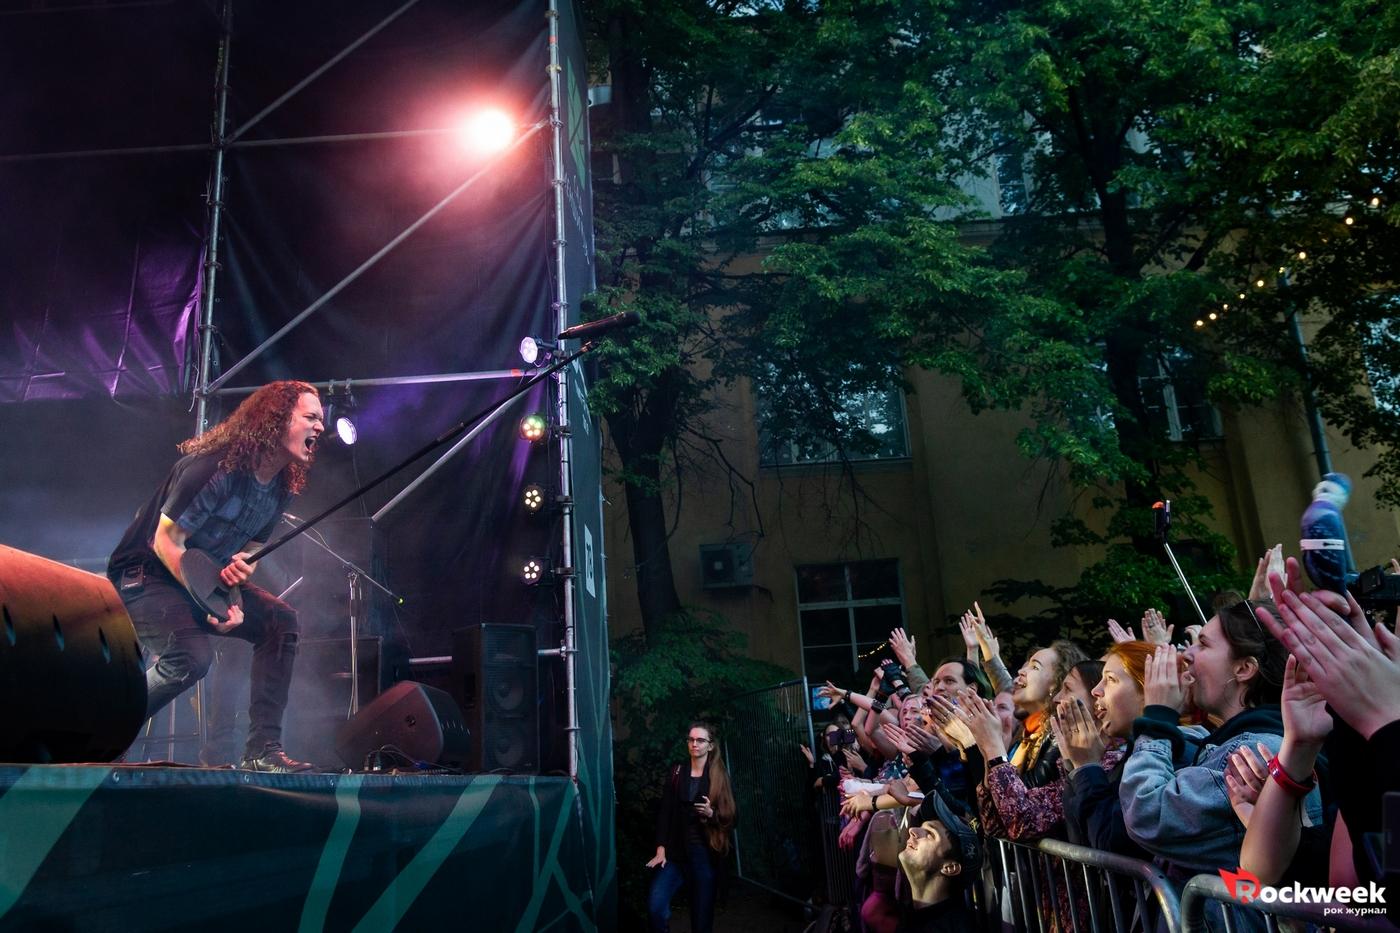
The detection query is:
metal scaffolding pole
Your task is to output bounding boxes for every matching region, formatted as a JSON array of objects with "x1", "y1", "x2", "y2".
[
  {"x1": 203, "y1": 119, "x2": 547, "y2": 395},
  {"x1": 194, "y1": 0, "x2": 233, "y2": 437},
  {"x1": 547, "y1": 0, "x2": 580, "y2": 783}
]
